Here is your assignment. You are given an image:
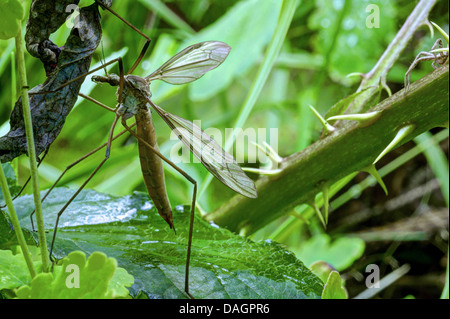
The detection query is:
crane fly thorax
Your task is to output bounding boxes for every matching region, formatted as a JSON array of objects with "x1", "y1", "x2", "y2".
[{"x1": 117, "y1": 75, "x2": 152, "y2": 120}]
